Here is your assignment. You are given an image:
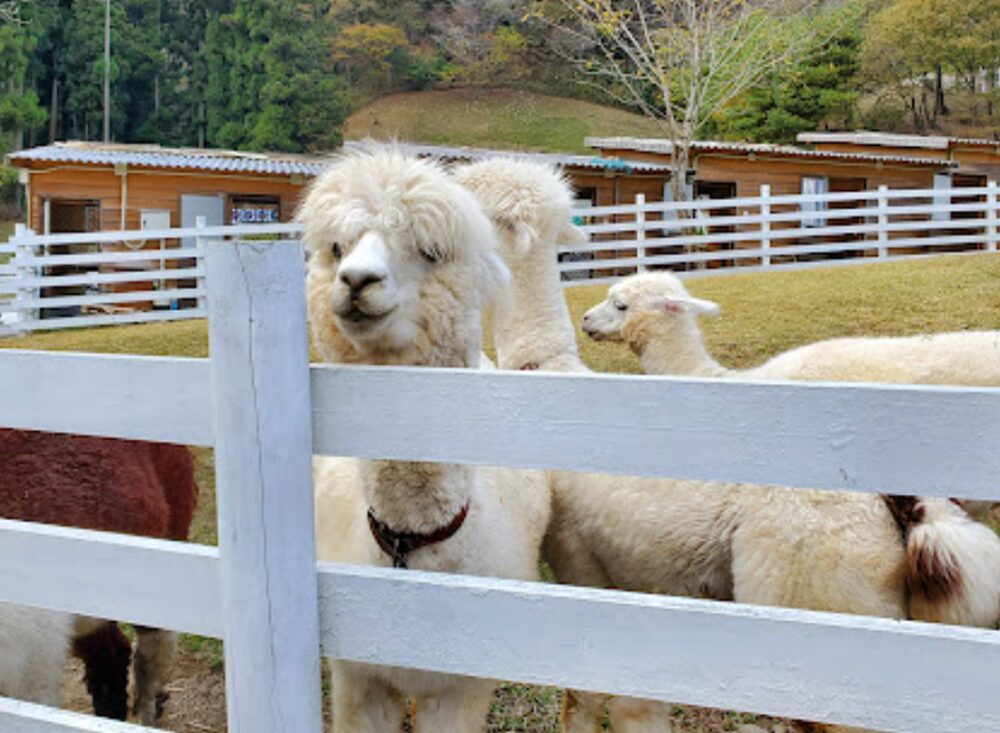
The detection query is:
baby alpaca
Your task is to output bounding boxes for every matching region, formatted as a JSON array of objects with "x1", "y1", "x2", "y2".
[
  {"x1": 300, "y1": 146, "x2": 550, "y2": 732},
  {"x1": 581, "y1": 271, "x2": 1000, "y2": 386},
  {"x1": 583, "y1": 271, "x2": 1000, "y2": 630}
]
